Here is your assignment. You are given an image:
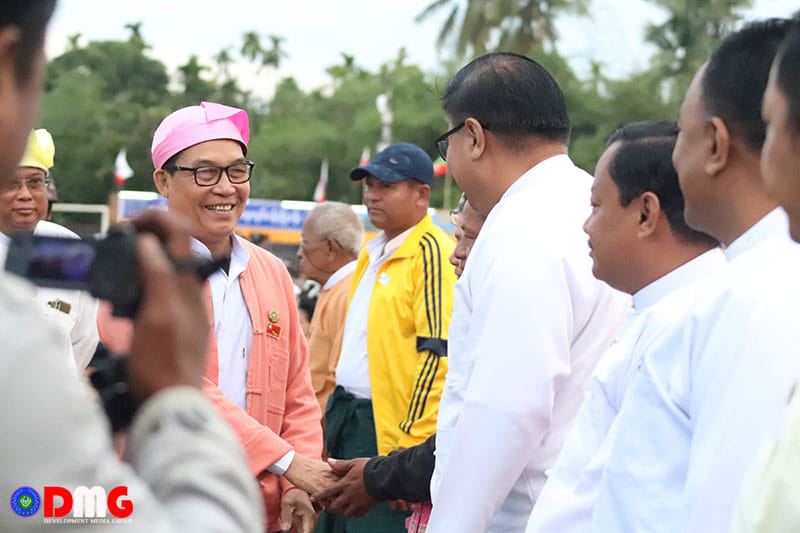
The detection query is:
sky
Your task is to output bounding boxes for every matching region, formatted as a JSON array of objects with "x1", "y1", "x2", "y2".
[{"x1": 47, "y1": 0, "x2": 798, "y2": 100}]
